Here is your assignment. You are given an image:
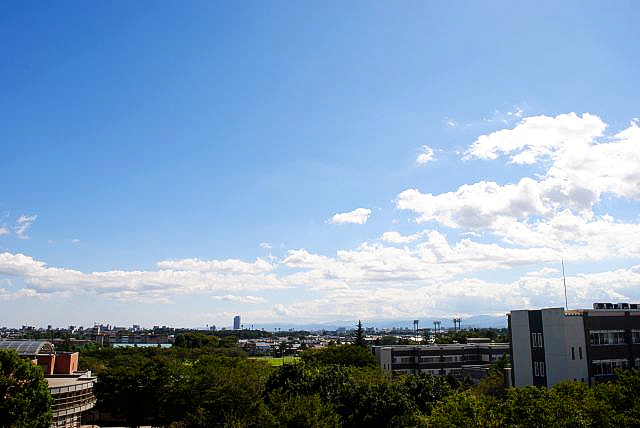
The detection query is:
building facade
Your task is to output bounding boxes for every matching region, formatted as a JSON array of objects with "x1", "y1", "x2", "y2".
[
  {"x1": 508, "y1": 303, "x2": 640, "y2": 387},
  {"x1": 373, "y1": 341, "x2": 510, "y2": 378},
  {"x1": 233, "y1": 315, "x2": 241, "y2": 330}
]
